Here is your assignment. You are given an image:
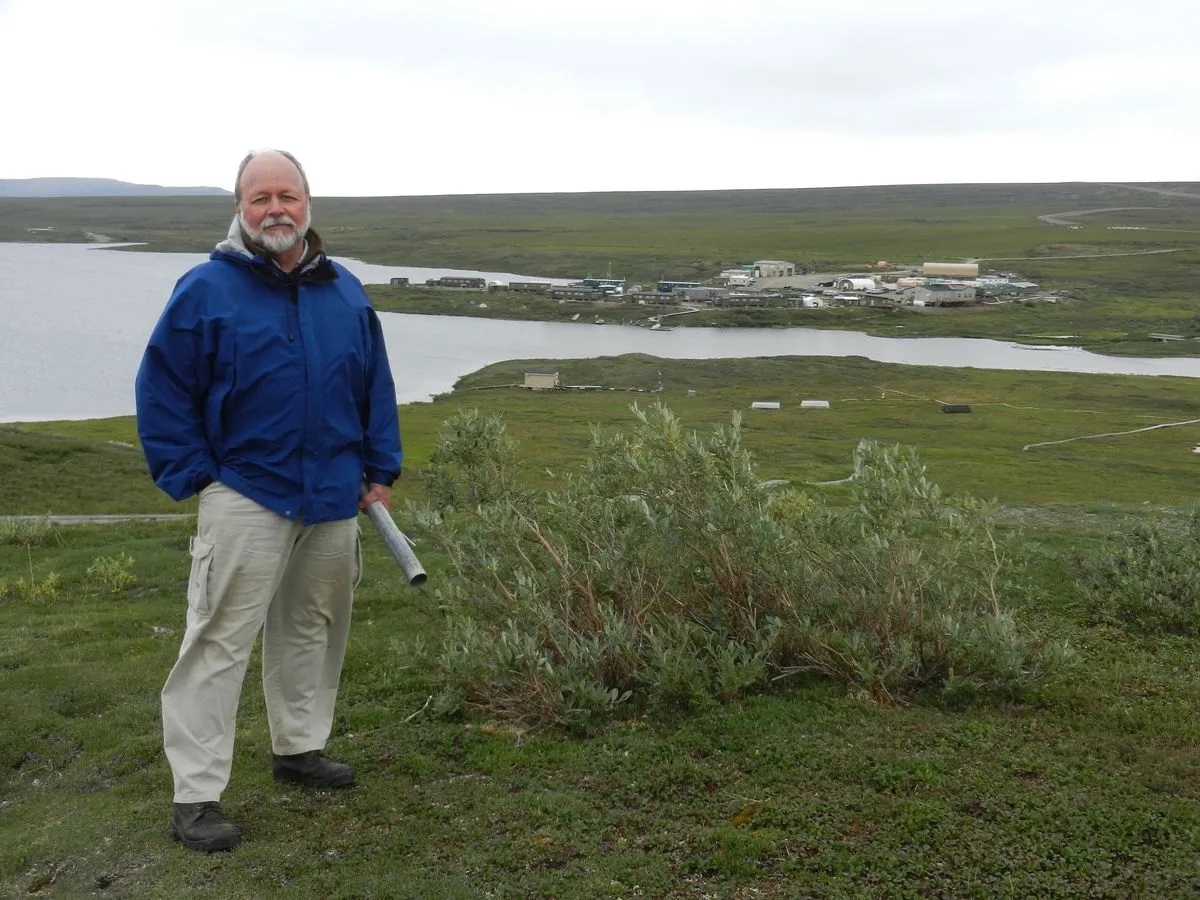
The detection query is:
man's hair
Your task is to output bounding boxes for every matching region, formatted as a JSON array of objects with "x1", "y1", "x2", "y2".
[{"x1": 233, "y1": 148, "x2": 311, "y2": 203}]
